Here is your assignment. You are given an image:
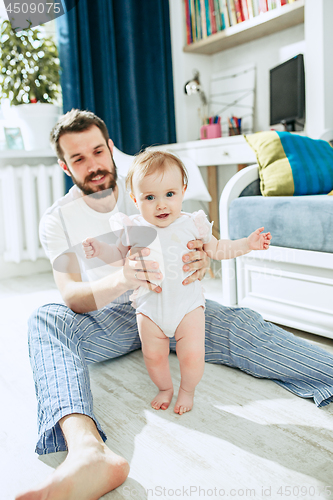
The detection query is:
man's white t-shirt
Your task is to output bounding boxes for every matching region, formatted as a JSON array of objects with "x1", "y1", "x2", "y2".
[{"x1": 39, "y1": 176, "x2": 138, "y2": 282}]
